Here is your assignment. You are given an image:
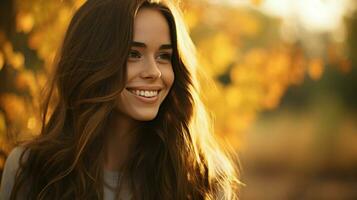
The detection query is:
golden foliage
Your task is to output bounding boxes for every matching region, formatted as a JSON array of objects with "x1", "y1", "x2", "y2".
[
  {"x1": 3, "y1": 42, "x2": 25, "y2": 70},
  {"x1": 16, "y1": 11, "x2": 34, "y2": 33},
  {"x1": 308, "y1": 58, "x2": 324, "y2": 80},
  {"x1": 0, "y1": 51, "x2": 4, "y2": 70},
  {"x1": 0, "y1": 94, "x2": 27, "y2": 128},
  {"x1": 198, "y1": 33, "x2": 236, "y2": 76},
  {"x1": 250, "y1": 0, "x2": 263, "y2": 6},
  {"x1": 183, "y1": 0, "x2": 351, "y2": 148},
  {"x1": 0, "y1": 113, "x2": 6, "y2": 136}
]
